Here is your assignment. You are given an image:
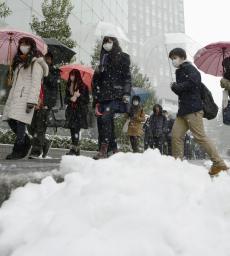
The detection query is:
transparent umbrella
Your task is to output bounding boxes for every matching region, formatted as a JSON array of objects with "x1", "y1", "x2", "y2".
[{"x1": 95, "y1": 21, "x2": 130, "y2": 42}]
